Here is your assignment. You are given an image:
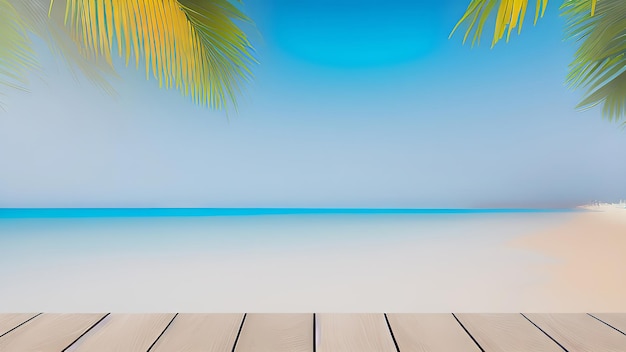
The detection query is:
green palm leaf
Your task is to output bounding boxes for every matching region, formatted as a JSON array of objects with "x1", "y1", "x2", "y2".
[
  {"x1": 562, "y1": 0, "x2": 626, "y2": 122},
  {"x1": 0, "y1": 0, "x2": 37, "y2": 105},
  {"x1": 9, "y1": 0, "x2": 117, "y2": 95},
  {"x1": 450, "y1": 0, "x2": 549, "y2": 47},
  {"x1": 53, "y1": 0, "x2": 256, "y2": 109},
  {"x1": 450, "y1": 0, "x2": 598, "y2": 47}
]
